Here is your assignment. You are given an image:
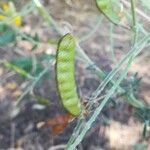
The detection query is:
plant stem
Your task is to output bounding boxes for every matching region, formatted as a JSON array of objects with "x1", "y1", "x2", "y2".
[
  {"x1": 109, "y1": 23, "x2": 116, "y2": 62},
  {"x1": 122, "y1": 0, "x2": 150, "y2": 22},
  {"x1": 79, "y1": 16, "x2": 103, "y2": 43},
  {"x1": 131, "y1": 0, "x2": 138, "y2": 44},
  {"x1": 15, "y1": 67, "x2": 49, "y2": 106},
  {"x1": 33, "y1": 0, "x2": 62, "y2": 35}
]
